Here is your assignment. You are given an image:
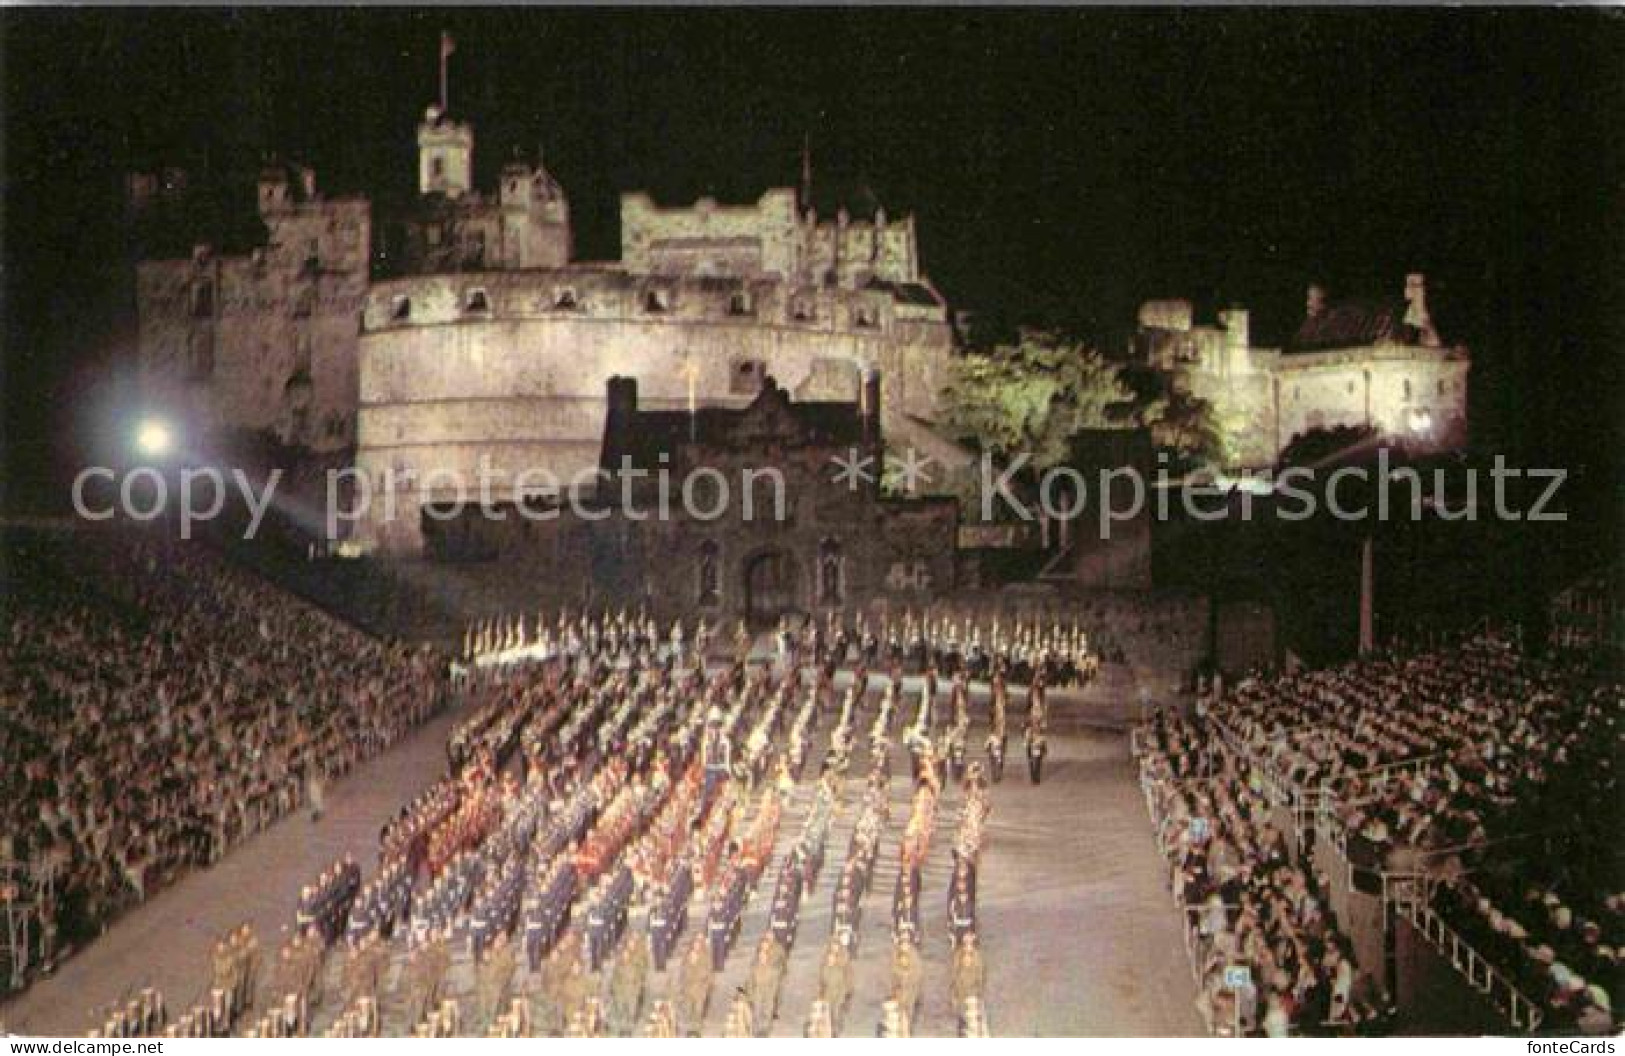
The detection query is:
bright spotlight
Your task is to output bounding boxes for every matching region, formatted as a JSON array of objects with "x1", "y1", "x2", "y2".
[{"x1": 135, "y1": 419, "x2": 174, "y2": 459}]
